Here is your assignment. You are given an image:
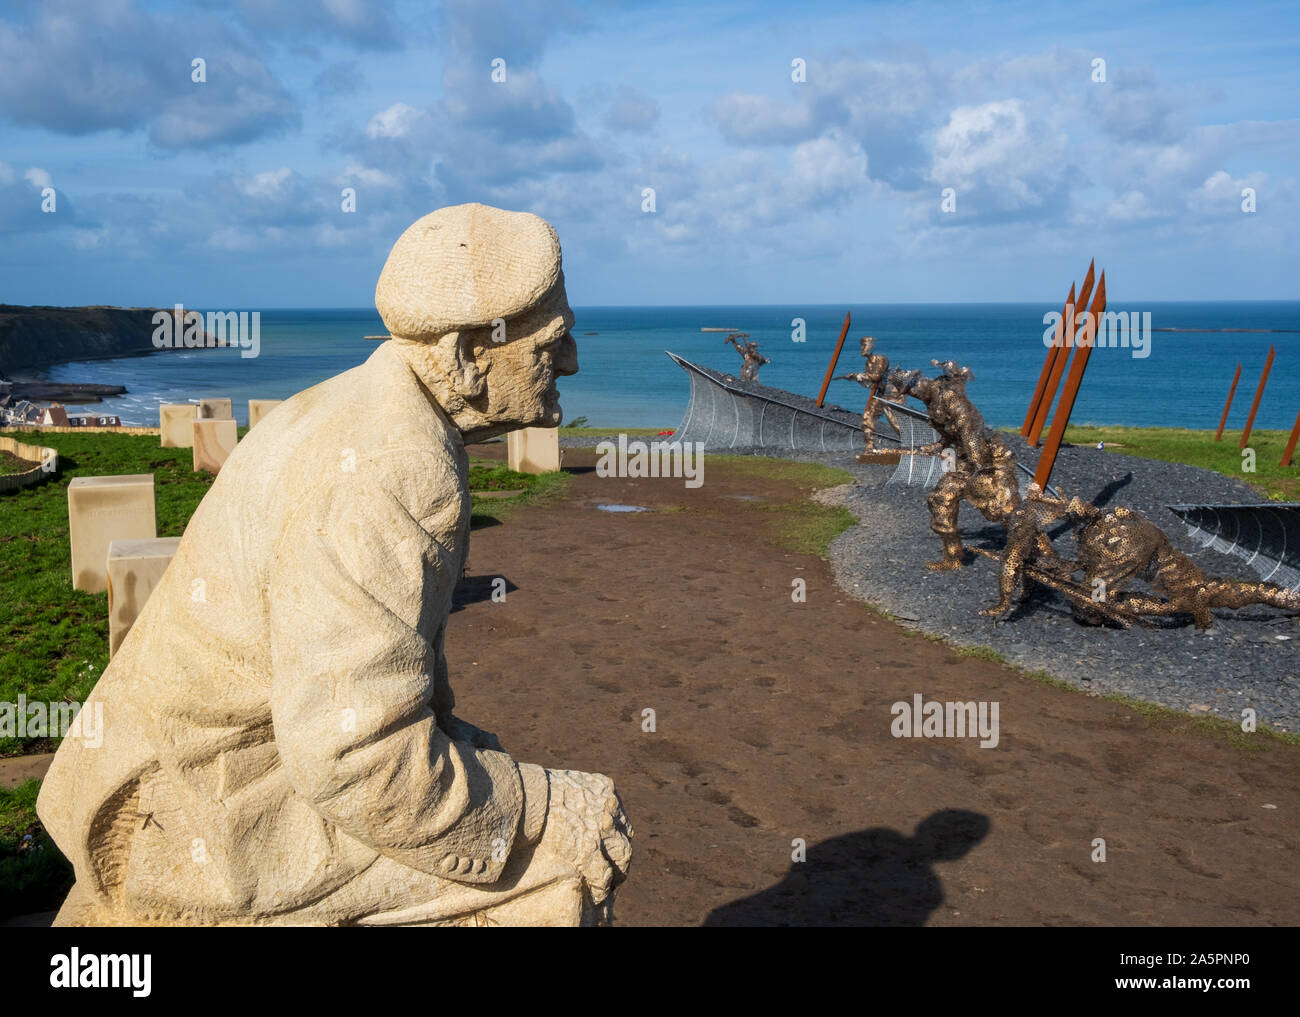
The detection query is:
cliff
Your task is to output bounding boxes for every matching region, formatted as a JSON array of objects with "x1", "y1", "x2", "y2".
[{"x1": 0, "y1": 305, "x2": 170, "y2": 375}]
